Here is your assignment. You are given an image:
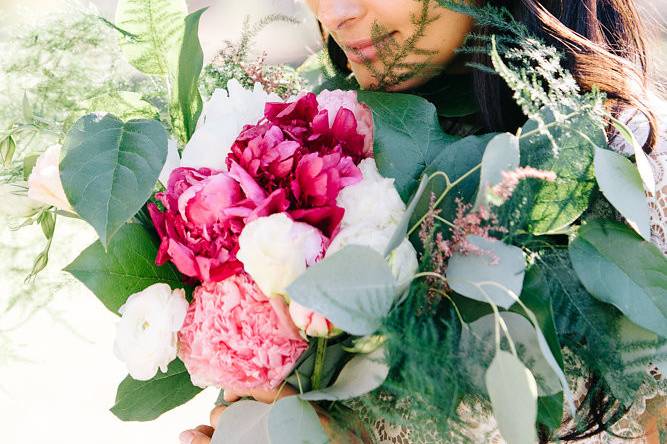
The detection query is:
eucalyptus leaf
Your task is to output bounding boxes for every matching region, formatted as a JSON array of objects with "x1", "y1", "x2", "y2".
[
  {"x1": 301, "y1": 347, "x2": 388, "y2": 401},
  {"x1": 60, "y1": 114, "x2": 168, "y2": 246},
  {"x1": 460, "y1": 312, "x2": 561, "y2": 396},
  {"x1": 570, "y1": 219, "x2": 667, "y2": 338},
  {"x1": 611, "y1": 118, "x2": 655, "y2": 194},
  {"x1": 384, "y1": 174, "x2": 429, "y2": 256},
  {"x1": 474, "y1": 132, "x2": 520, "y2": 209},
  {"x1": 446, "y1": 236, "x2": 526, "y2": 309},
  {"x1": 357, "y1": 91, "x2": 459, "y2": 201},
  {"x1": 176, "y1": 8, "x2": 207, "y2": 142},
  {"x1": 485, "y1": 350, "x2": 539, "y2": 444},
  {"x1": 287, "y1": 245, "x2": 397, "y2": 336},
  {"x1": 212, "y1": 400, "x2": 271, "y2": 444},
  {"x1": 111, "y1": 359, "x2": 202, "y2": 421},
  {"x1": 594, "y1": 147, "x2": 651, "y2": 240},
  {"x1": 267, "y1": 397, "x2": 329, "y2": 444},
  {"x1": 115, "y1": 0, "x2": 187, "y2": 76},
  {"x1": 65, "y1": 223, "x2": 184, "y2": 314}
]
